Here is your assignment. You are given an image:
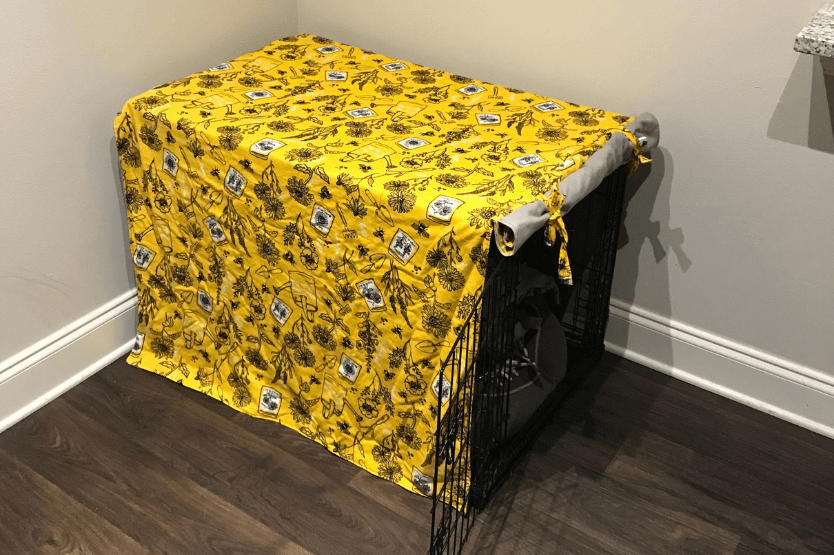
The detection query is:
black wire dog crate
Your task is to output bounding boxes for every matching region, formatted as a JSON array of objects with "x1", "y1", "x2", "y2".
[{"x1": 428, "y1": 165, "x2": 628, "y2": 555}]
